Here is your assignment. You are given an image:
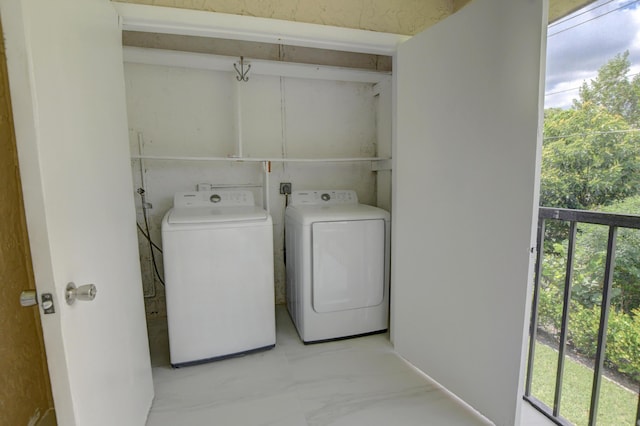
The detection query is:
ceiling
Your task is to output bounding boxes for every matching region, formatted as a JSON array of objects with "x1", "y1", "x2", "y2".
[
  {"x1": 457, "y1": 0, "x2": 597, "y2": 26},
  {"x1": 547, "y1": 0, "x2": 597, "y2": 23},
  {"x1": 115, "y1": 0, "x2": 596, "y2": 36}
]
